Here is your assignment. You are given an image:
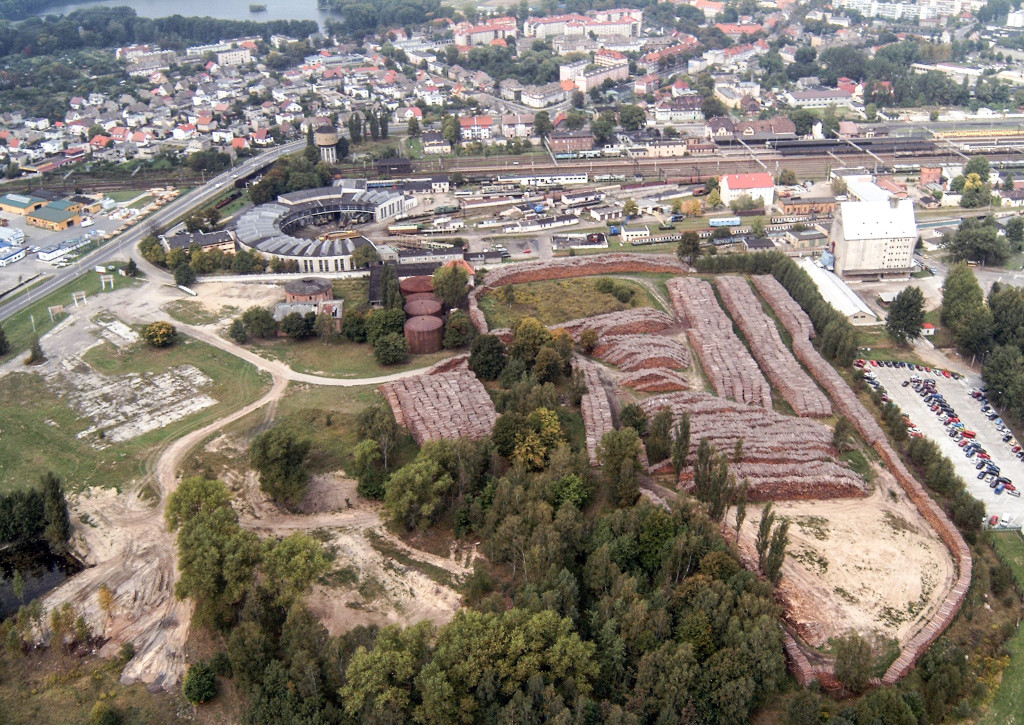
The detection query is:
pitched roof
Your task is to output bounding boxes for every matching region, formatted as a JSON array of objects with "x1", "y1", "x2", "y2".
[{"x1": 723, "y1": 172, "x2": 774, "y2": 190}]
